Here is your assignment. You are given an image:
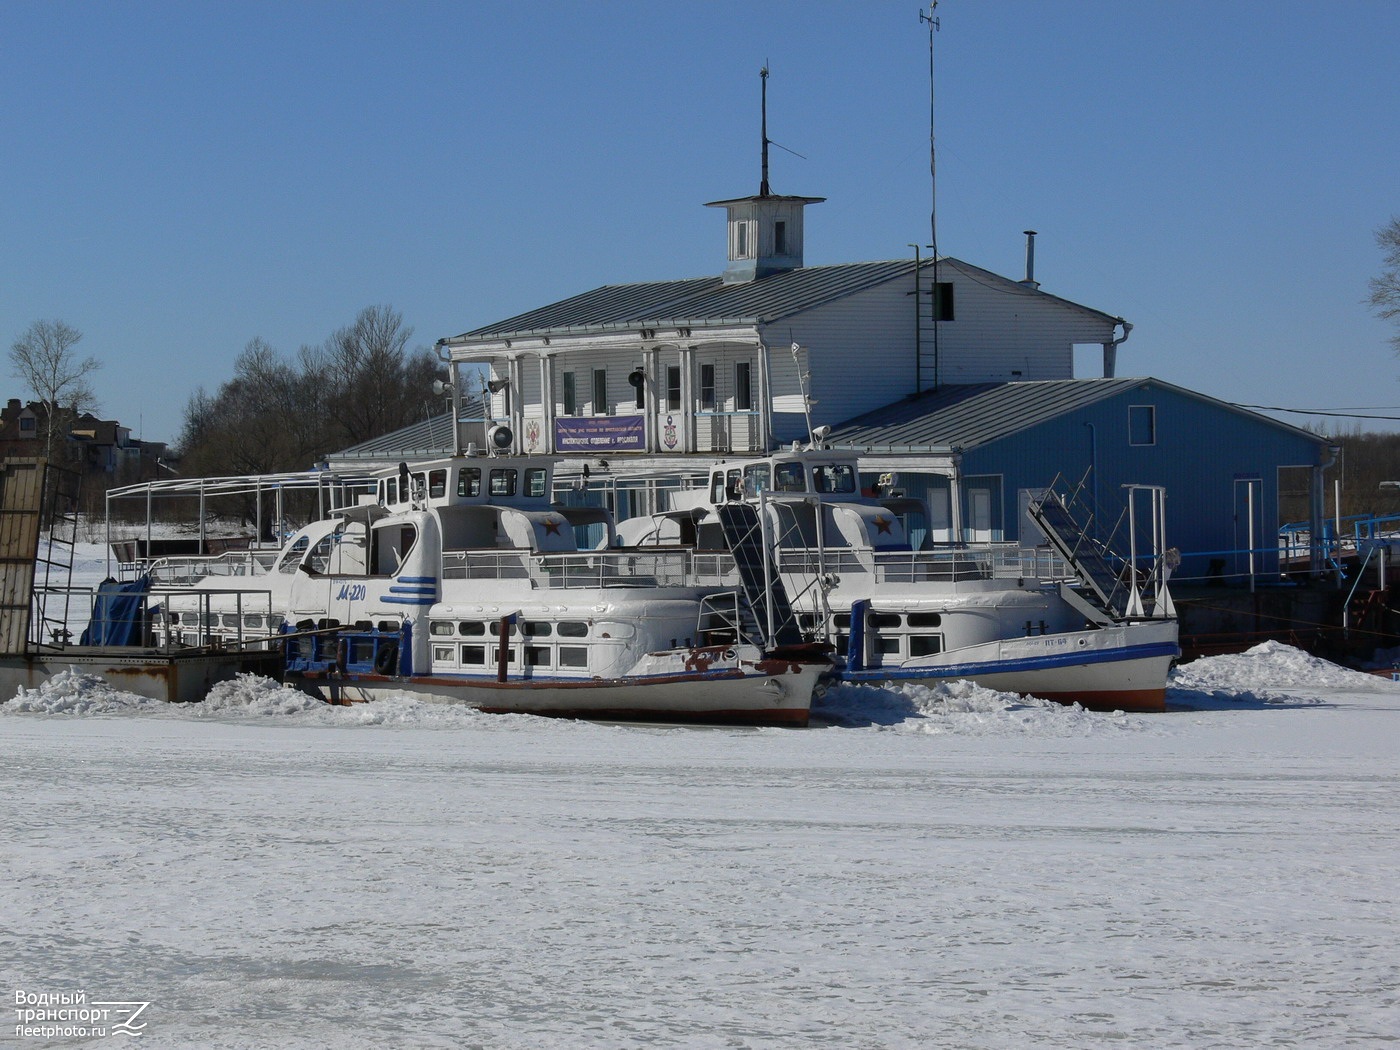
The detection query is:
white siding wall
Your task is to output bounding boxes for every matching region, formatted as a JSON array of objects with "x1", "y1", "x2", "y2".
[{"x1": 771, "y1": 265, "x2": 1119, "y2": 433}]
